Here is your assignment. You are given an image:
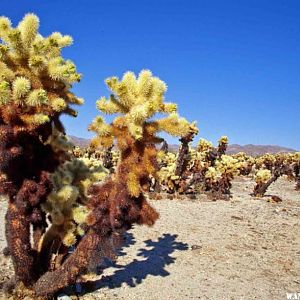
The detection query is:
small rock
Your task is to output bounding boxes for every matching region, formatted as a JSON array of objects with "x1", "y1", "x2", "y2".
[
  {"x1": 57, "y1": 294, "x2": 72, "y2": 300},
  {"x1": 231, "y1": 215, "x2": 243, "y2": 221},
  {"x1": 271, "y1": 195, "x2": 282, "y2": 202},
  {"x1": 191, "y1": 245, "x2": 202, "y2": 250}
]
